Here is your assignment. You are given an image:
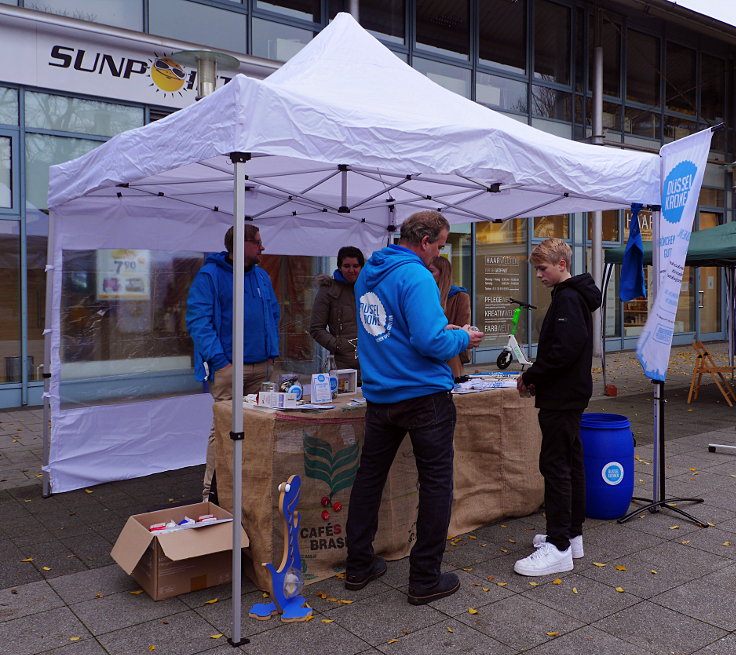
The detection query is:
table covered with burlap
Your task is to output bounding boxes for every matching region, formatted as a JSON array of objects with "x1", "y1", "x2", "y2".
[{"x1": 213, "y1": 388, "x2": 542, "y2": 590}]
